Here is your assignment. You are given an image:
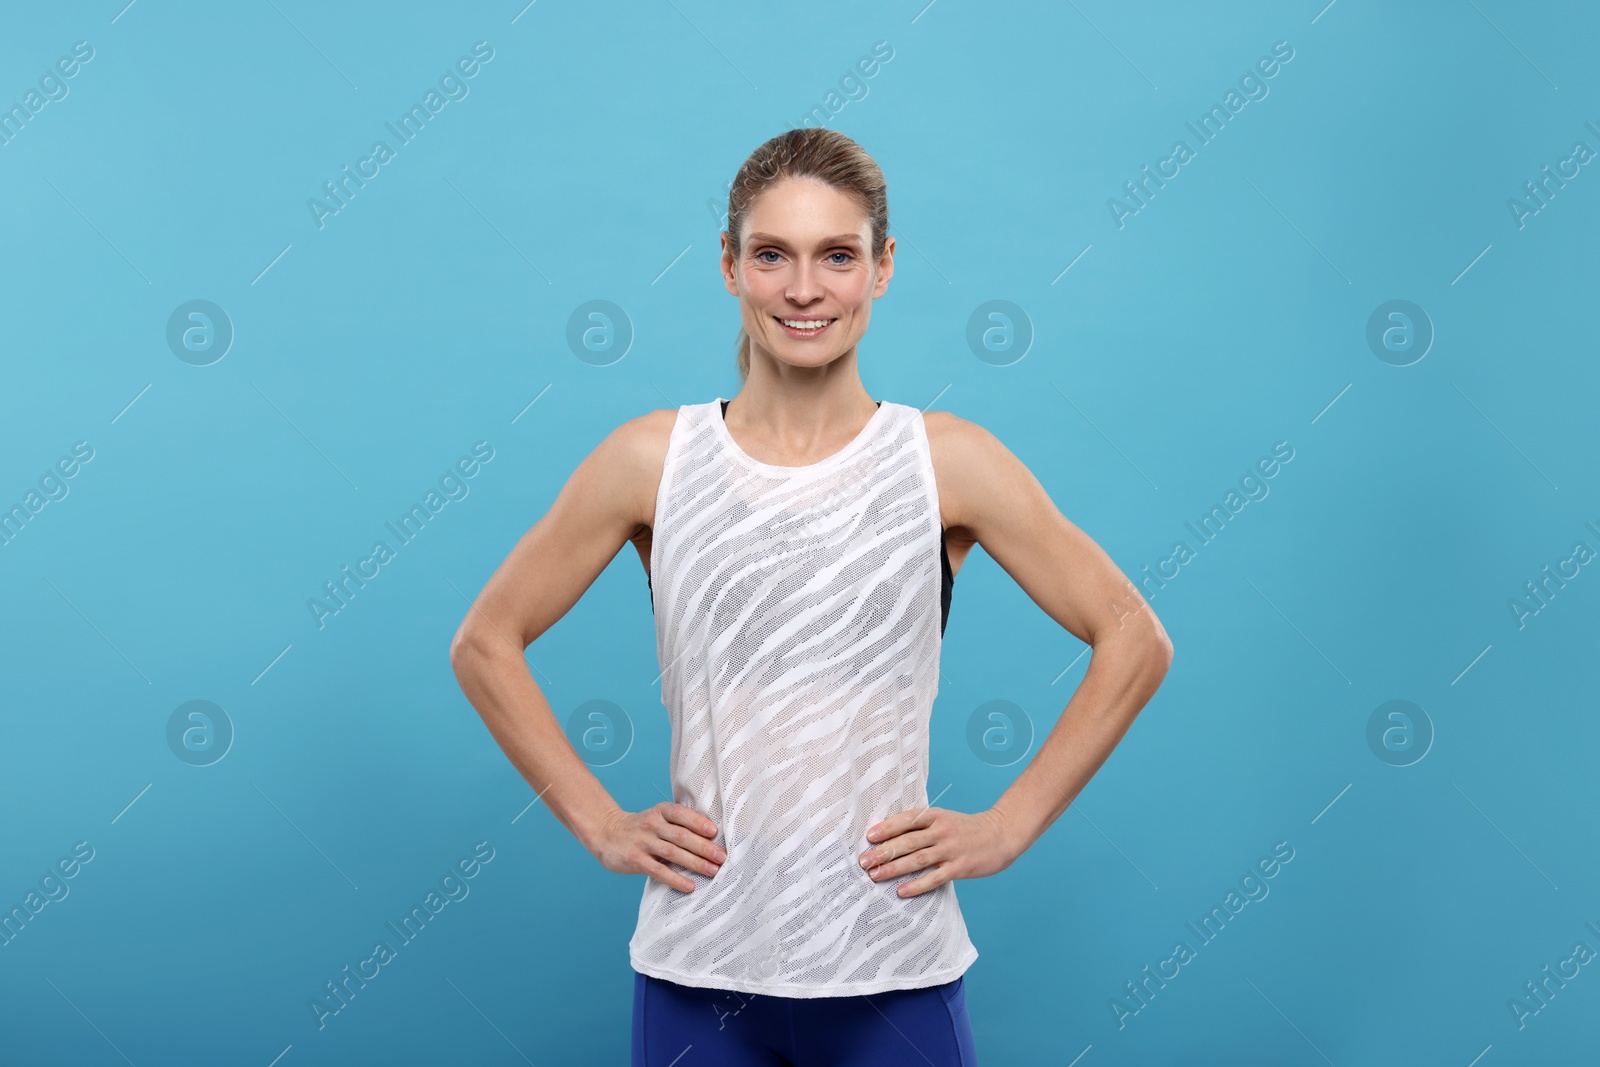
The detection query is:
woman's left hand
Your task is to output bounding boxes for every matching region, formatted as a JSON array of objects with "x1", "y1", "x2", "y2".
[{"x1": 858, "y1": 807, "x2": 1021, "y2": 898}]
